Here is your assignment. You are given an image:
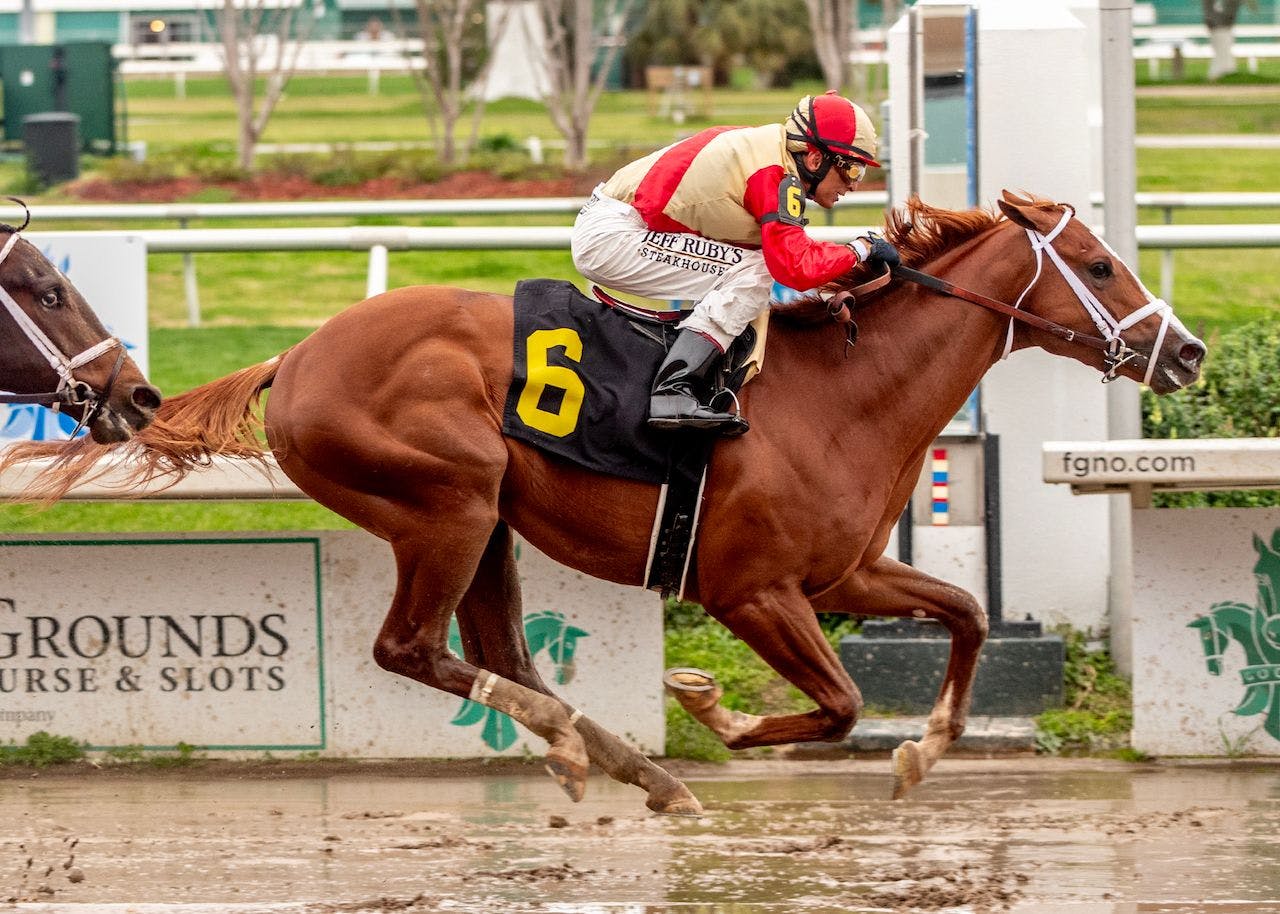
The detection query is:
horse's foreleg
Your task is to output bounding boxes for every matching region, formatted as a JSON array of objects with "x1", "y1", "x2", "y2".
[
  {"x1": 814, "y1": 555, "x2": 989, "y2": 799},
  {"x1": 373, "y1": 532, "x2": 589, "y2": 802},
  {"x1": 454, "y1": 522, "x2": 702, "y2": 816},
  {"x1": 668, "y1": 587, "x2": 862, "y2": 749}
]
